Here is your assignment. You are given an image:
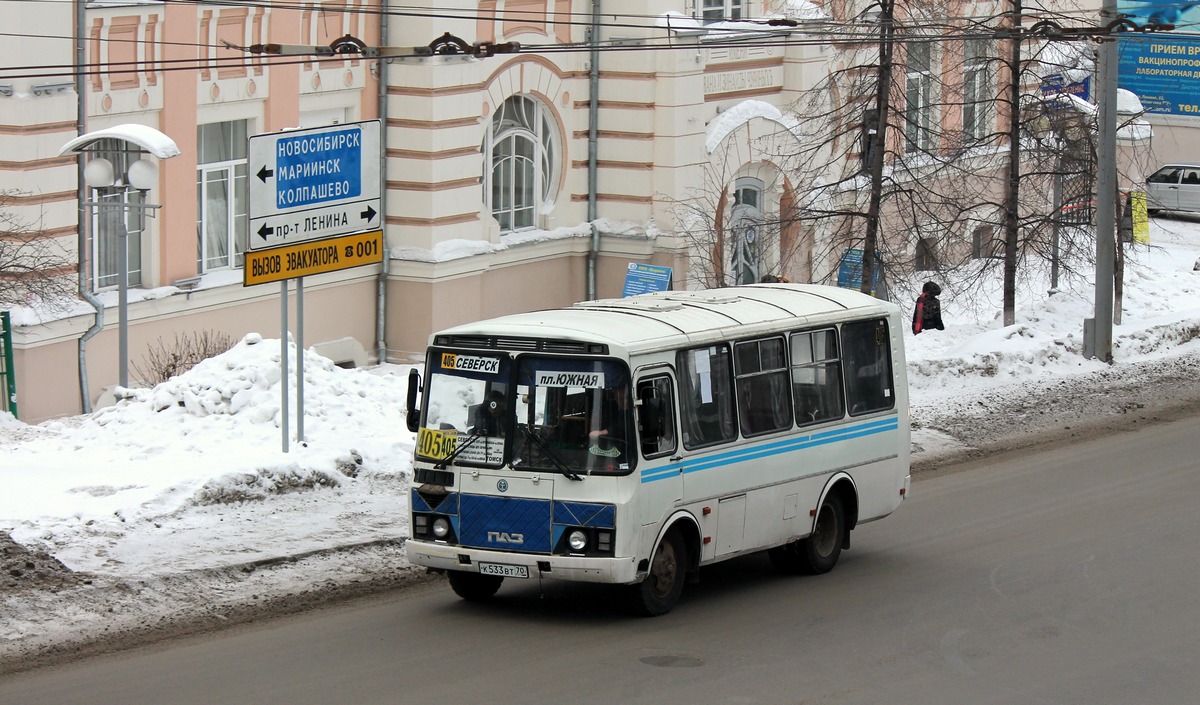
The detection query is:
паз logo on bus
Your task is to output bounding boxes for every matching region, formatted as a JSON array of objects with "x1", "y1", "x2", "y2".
[{"x1": 487, "y1": 531, "x2": 524, "y2": 544}]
